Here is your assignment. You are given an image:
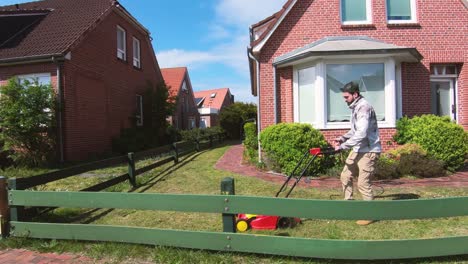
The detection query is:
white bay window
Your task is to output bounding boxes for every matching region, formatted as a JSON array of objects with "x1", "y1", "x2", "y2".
[{"x1": 293, "y1": 58, "x2": 397, "y2": 129}]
